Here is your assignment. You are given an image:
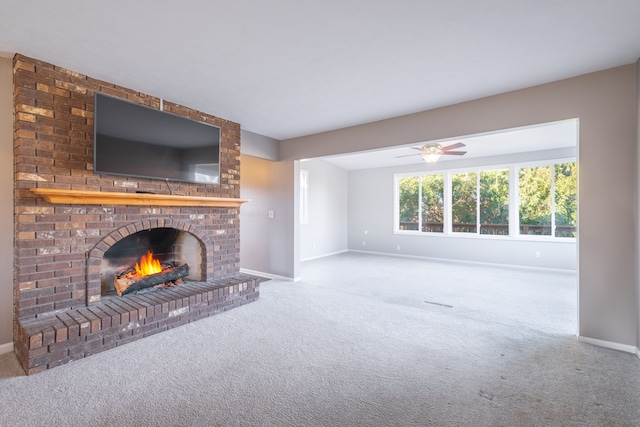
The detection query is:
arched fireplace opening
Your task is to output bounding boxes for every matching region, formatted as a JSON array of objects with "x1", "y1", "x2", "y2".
[{"x1": 101, "y1": 227, "x2": 204, "y2": 297}]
